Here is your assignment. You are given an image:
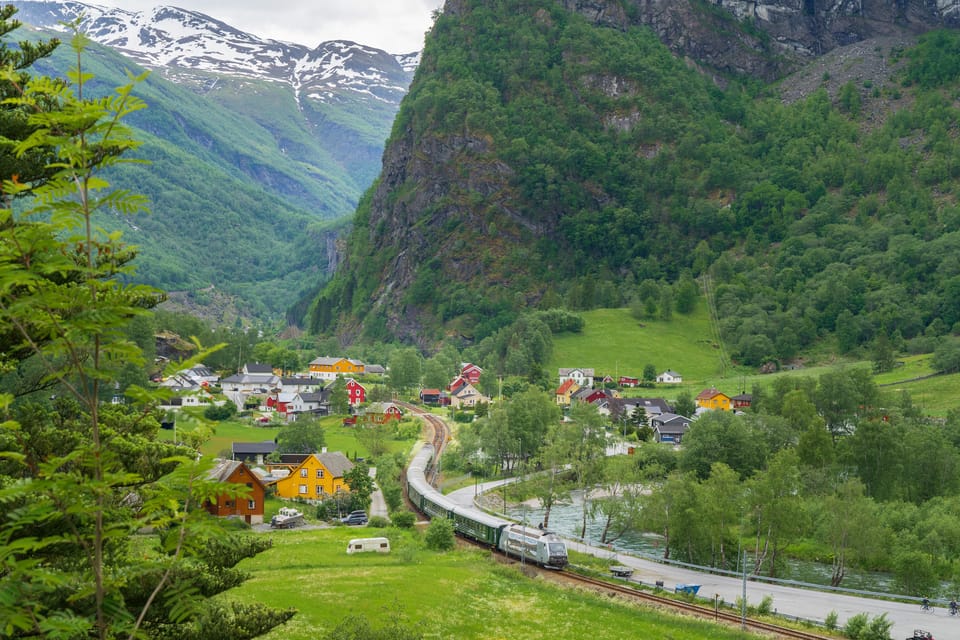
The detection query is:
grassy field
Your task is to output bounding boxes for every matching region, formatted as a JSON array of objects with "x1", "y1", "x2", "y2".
[
  {"x1": 163, "y1": 411, "x2": 419, "y2": 459},
  {"x1": 228, "y1": 527, "x2": 758, "y2": 640},
  {"x1": 550, "y1": 308, "x2": 960, "y2": 415}
]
